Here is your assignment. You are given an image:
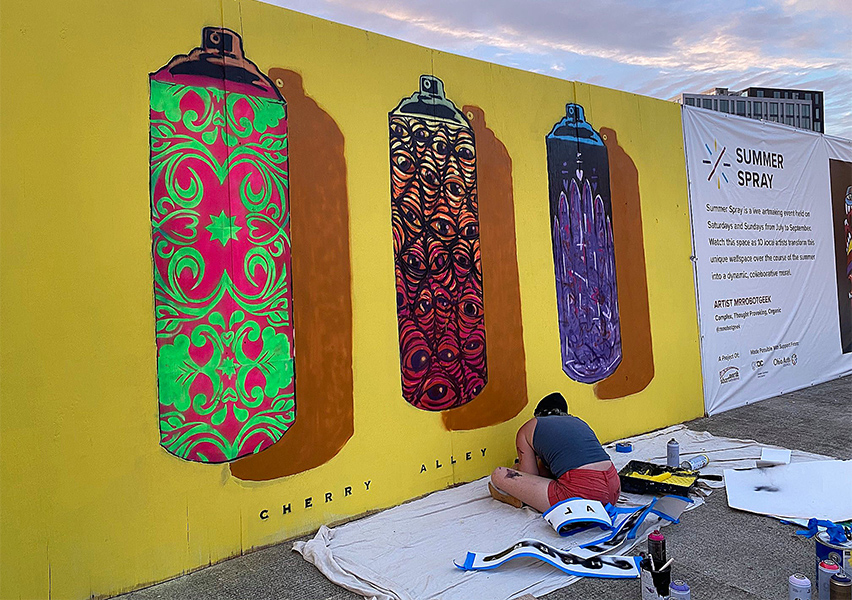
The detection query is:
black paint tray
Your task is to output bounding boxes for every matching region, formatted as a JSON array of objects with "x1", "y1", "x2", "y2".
[{"x1": 618, "y1": 460, "x2": 698, "y2": 496}]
